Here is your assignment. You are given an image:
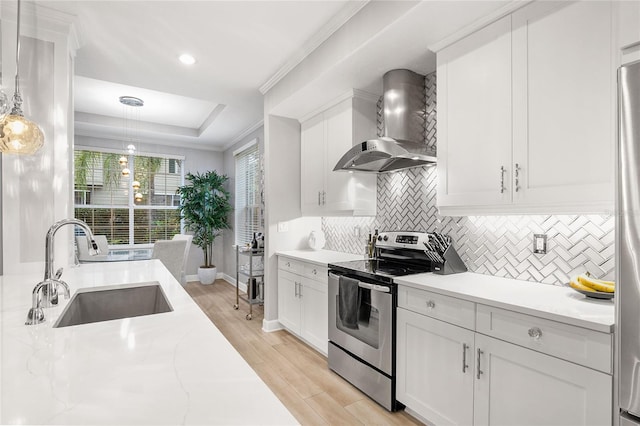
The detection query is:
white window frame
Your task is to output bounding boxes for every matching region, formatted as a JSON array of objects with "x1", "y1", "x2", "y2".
[
  {"x1": 234, "y1": 139, "x2": 261, "y2": 246},
  {"x1": 74, "y1": 146, "x2": 185, "y2": 248}
]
